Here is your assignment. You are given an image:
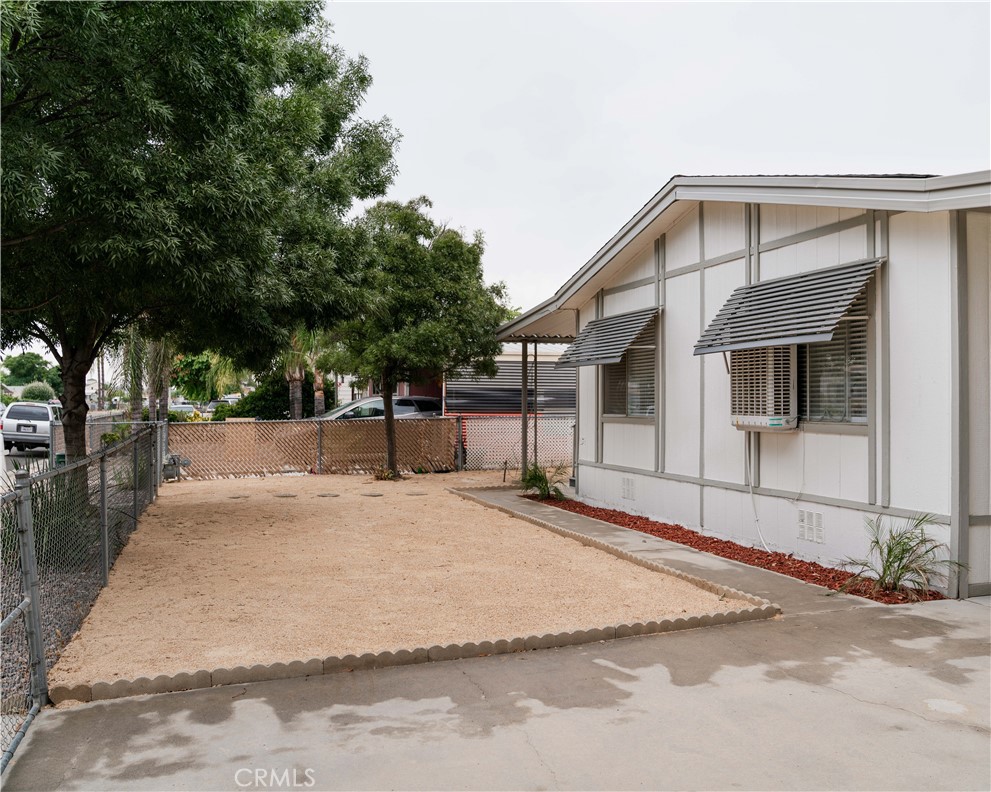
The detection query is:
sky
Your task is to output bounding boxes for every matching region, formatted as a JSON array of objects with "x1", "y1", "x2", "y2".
[
  {"x1": 324, "y1": 1, "x2": 991, "y2": 313},
  {"x1": 8, "y1": 2, "x2": 989, "y2": 367}
]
